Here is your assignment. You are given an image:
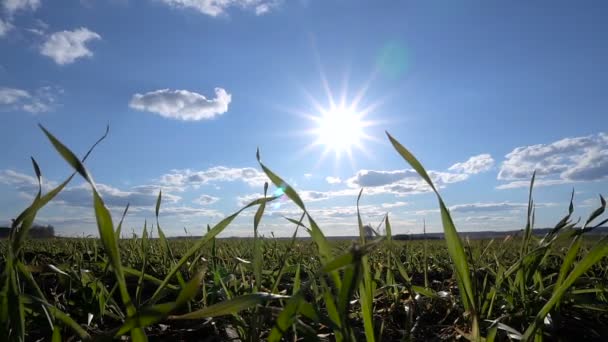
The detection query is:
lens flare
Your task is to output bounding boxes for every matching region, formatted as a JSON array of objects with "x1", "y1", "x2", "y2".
[{"x1": 272, "y1": 186, "x2": 287, "y2": 210}]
